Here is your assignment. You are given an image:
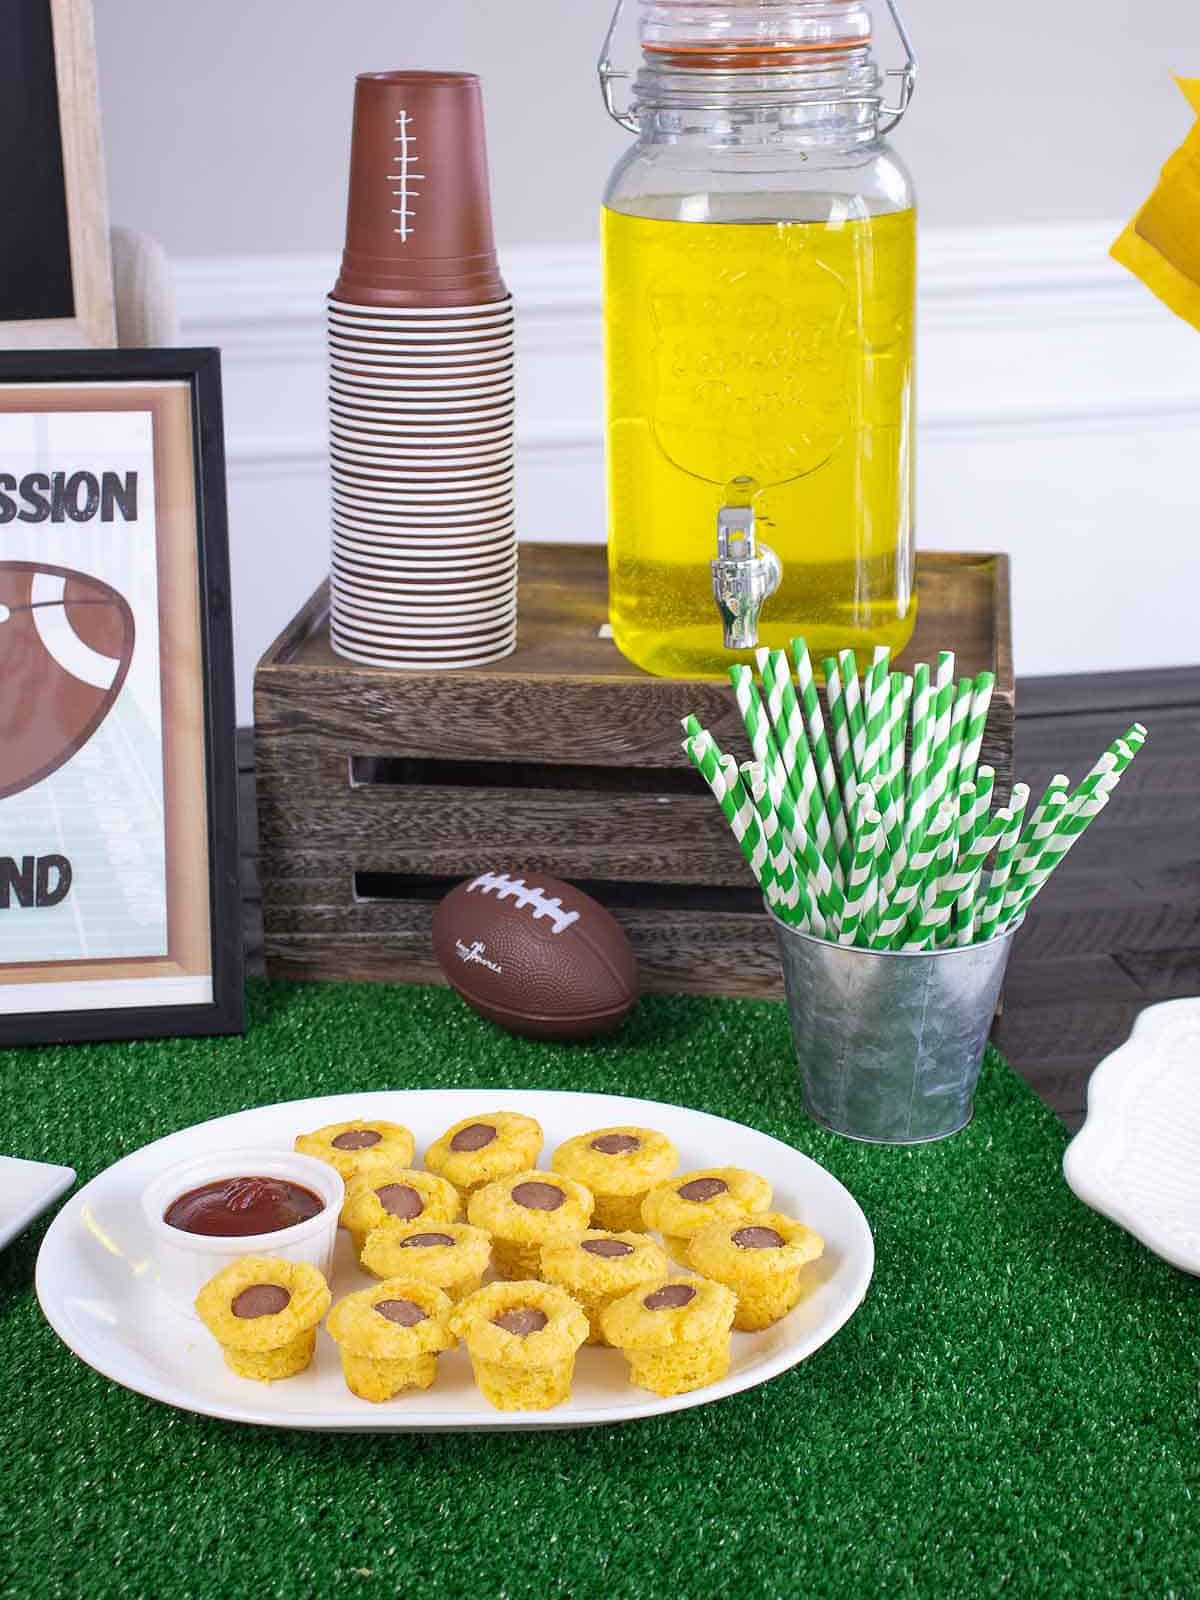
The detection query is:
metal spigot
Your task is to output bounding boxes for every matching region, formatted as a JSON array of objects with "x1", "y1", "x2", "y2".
[{"x1": 710, "y1": 494, "x2": 782, "y2": 651}]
